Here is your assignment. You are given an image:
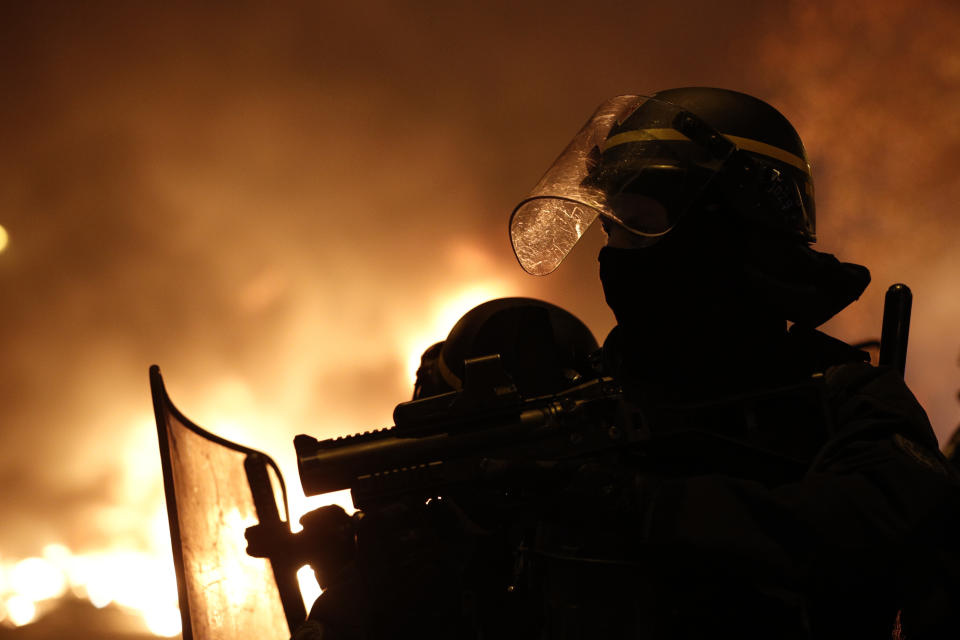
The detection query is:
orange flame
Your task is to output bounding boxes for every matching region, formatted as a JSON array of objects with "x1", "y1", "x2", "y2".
[{"x1": 0, "y1": 280, "x2": 517, "y2": 636}]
